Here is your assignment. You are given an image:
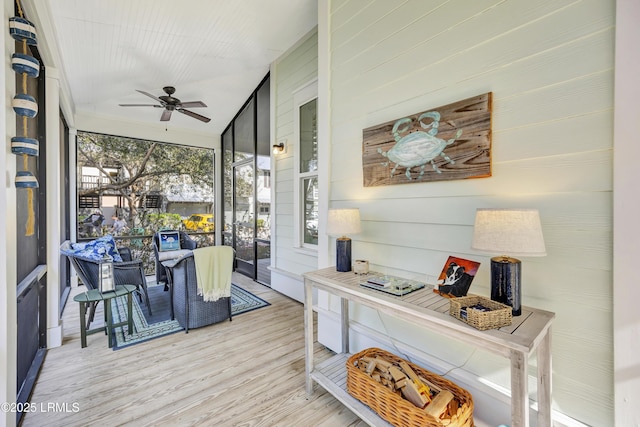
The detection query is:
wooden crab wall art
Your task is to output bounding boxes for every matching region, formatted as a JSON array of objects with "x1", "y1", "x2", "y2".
[
  {"x1": 362, "y1": 93, "x2": 492, "y2": 187},
  {"x1": 379, "y1": 111, "x2": 464, "y2": 179}
]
